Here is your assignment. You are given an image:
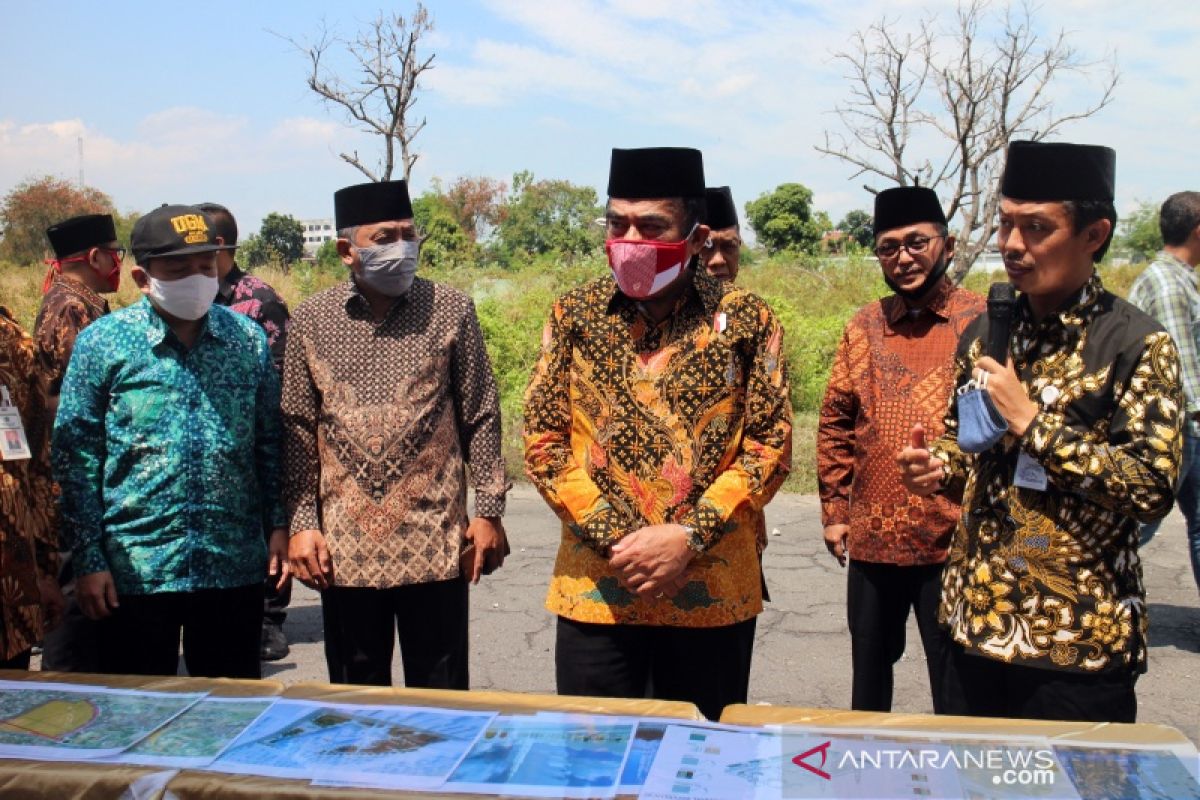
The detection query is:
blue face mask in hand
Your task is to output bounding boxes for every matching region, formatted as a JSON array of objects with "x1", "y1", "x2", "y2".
[{"x1": 957, "y1": 382, "x2": 1008, "y2": 453}]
